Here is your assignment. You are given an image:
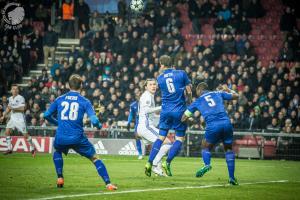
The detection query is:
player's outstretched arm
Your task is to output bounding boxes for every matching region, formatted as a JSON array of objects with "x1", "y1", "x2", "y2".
[
  {"x1": 90, "y1": 115, "x2": 102, "y2": 129},
  {"x1": 185, "y1": 84, "x2": 193, "y2": 104},
  {"x1": 221, "y1": 85, "x2": 239, "y2": 100},
  {"x1": 43, "y1": 111, "x2": 58, "y2": 126},
  {"x1": 43, "y1": 100, "x2": 58, "y2": 125},
  {"x1": 145, "y1": 106, "x2": 162, "y2": 114}
]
